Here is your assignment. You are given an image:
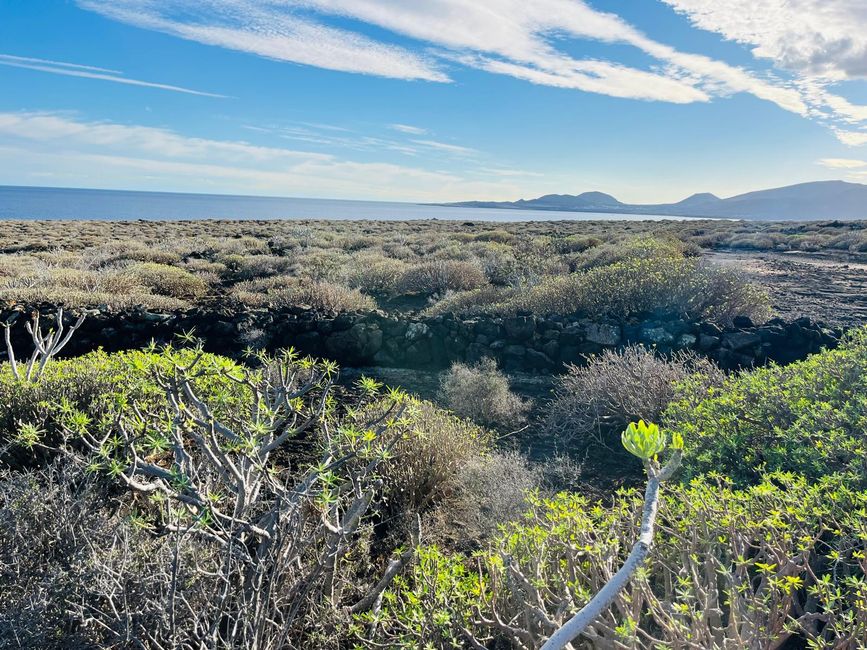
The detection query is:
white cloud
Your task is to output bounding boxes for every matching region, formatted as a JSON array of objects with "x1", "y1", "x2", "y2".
[
  {"x1": 0, "y1": 111, "x2": 526, "y2": 201},
  {"x1": 241, "y1": 121, "x2": 481, "y2": 159},
  {"x1": 661, "y1": 0, "x2": 867, "y2": 80},
  {"x1": 834, "y1": 130, "x2": 867, "y2": 146},
  {"x1": 0, "y1": 53, "x2": 225, "y2": 97},
  {"x1": 76, "y1": 0, "x2": 448, "y2": 82},
  {"x1": 817, "y1": 157, "x2": 867, "y2": 169},
  {"x1": 0, "y1": 53, "x2": 122, "y2": 74},
  {"x1": 290, "y1": 0, "x2": 805, "y2": 111},
  {"x1": 73, "y1": 0, "x2": 867, "y2": 138},
  {"x1": 410, "y1": 139, "x2": 477, "y2": 156},
  {"x1": 389, "y1": 123, "x2": 427, "y2": 135}
]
